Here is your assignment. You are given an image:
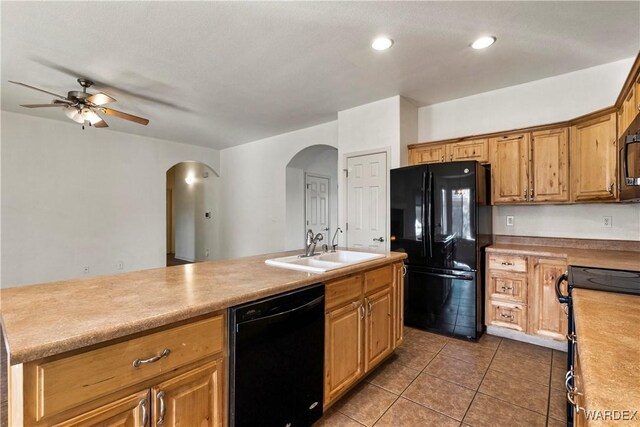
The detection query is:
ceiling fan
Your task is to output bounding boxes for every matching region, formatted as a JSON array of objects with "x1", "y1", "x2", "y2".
[{"x1": 9, "y1": 78, "x2": 149, "y2": 128}]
